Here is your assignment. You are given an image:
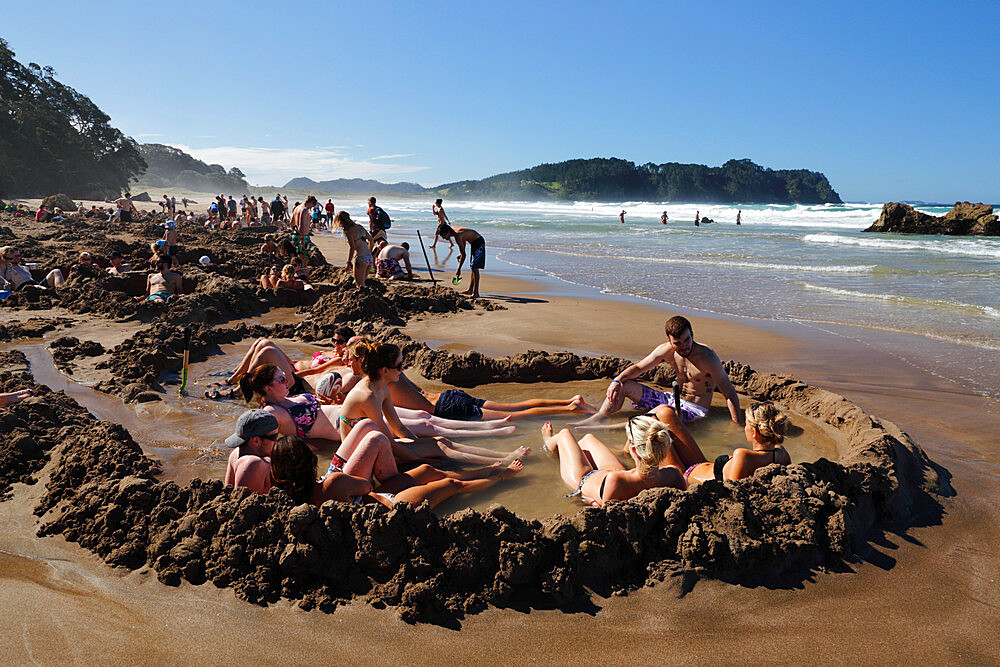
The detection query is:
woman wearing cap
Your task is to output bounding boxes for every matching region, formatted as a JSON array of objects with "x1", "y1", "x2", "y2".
[{"x1": 245, "y1": 364, "x2": 521, "y2": 461}]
